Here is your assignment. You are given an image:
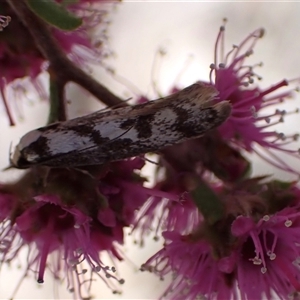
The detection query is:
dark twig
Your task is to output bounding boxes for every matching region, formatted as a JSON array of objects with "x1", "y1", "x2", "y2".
[{"x1": 6, "y1": 0, "x2": 125, "y2": 109}]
